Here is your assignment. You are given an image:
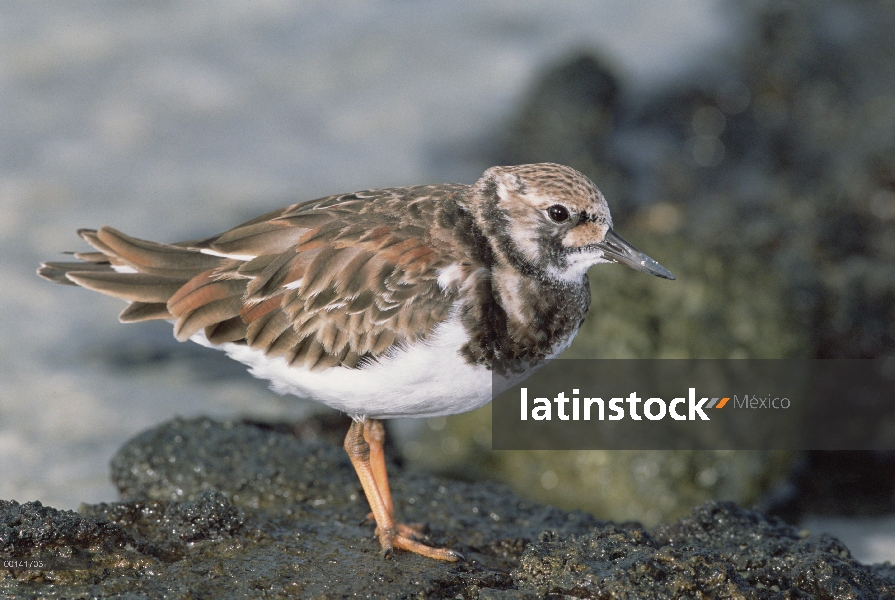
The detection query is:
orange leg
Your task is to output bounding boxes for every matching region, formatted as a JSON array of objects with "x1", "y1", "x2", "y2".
[
  {"x1": 364, "y1": 419, "x2": 395, "y2": 518},
  {"x1": 344, "y1": 419, "x2": 461, "y2": 561},
  {"x1": 364, "y1": 419, "x2": 424, "y2": 540}
]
